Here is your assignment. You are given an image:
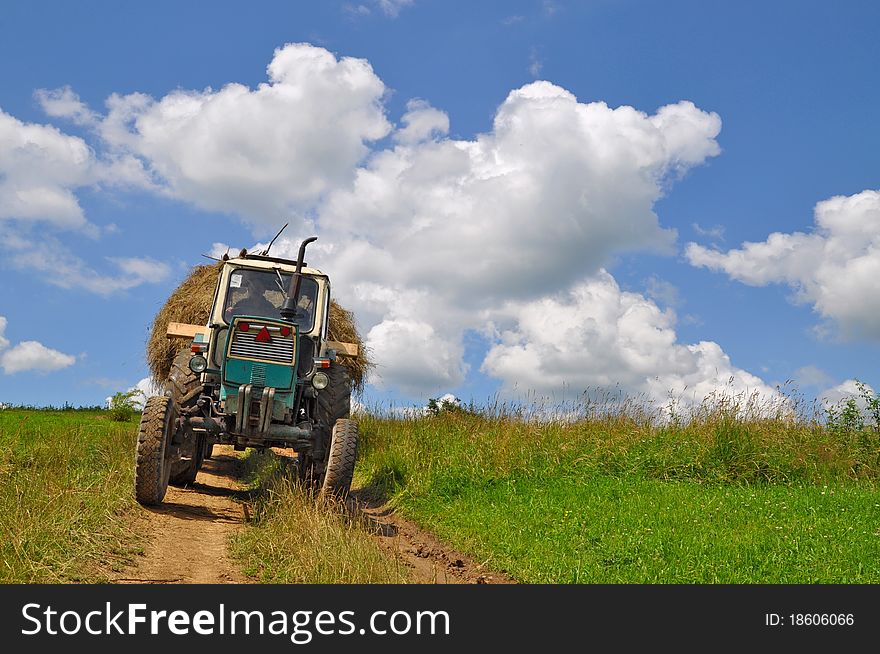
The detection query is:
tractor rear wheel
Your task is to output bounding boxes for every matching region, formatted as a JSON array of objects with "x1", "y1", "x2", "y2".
[
  {"x1": 135, "y1": 395, "x2": 175, "y2": 506},
  {"x1": 319, "y1": 418, "x2": 359, "y2": 500},
  {"x1": 167, "y1": 347, "x2": 206, "y2": 487},
  {"x1": 168, "y1": 346, "x2": 204, "y2": 407}
]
